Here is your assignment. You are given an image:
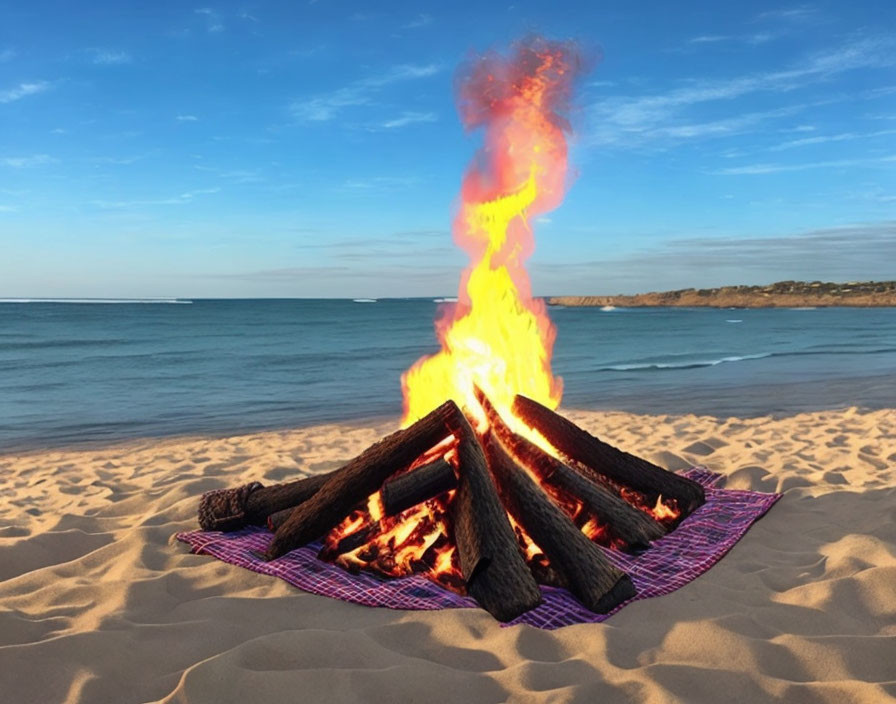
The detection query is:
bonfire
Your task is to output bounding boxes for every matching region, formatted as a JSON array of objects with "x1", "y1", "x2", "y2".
[{"x1": 196, "y1": 37, "x2": 705, "y2": 622}]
